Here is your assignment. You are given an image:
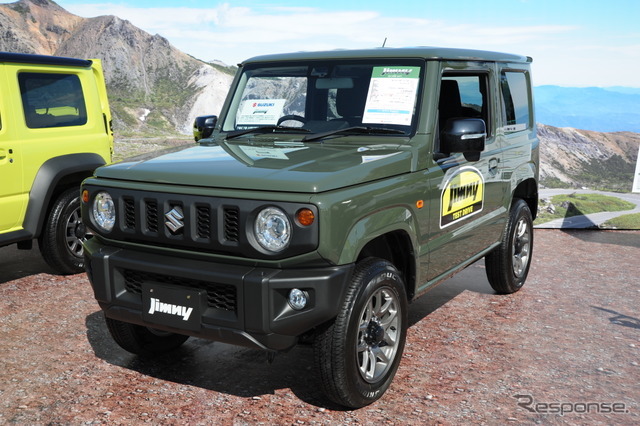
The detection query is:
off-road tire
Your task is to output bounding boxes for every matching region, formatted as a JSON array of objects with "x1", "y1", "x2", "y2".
[
  {"x1": 39, "y1": 187, "x2": 85, "y2": 275},
  {"x1": 105, "y1": 316, "x2": 189, "y2": 356},
  {"x1": 485, "y1": 198, "x2": 533, "y2": 294},
  {"x1": 314, "y1": 258, "x2": 407, "y2": 408}
]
